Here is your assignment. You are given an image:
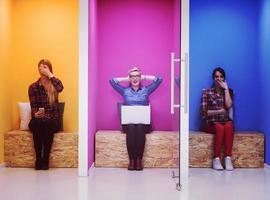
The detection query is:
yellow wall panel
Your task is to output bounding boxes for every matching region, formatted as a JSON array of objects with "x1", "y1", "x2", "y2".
[
  {"x1": 0, "y1": 0, "x2": 78, "y2": 163},
  {"x1": 0, "y1": 0, "x2": 12, "y2": 163},
  {"x1": 11, "y1": 0, "x2": 78, "y2": 132}
]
